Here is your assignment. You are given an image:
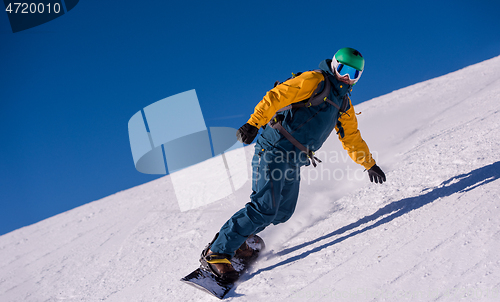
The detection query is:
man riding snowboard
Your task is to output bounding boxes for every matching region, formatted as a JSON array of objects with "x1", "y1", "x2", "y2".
[{"x1": 200, "y1": 47, "x2": 386, "y2": 282}]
